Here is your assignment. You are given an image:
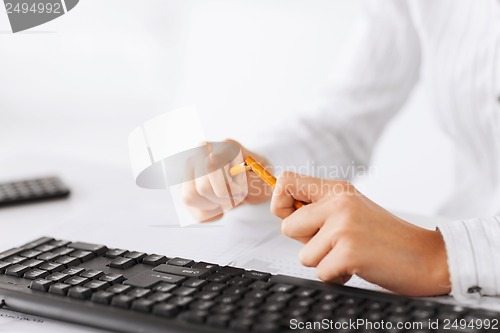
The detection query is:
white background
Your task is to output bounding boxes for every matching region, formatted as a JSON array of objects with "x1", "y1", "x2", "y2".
[{"x1": 0, "y1": 0, "x2": 454, "y2": 216}]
